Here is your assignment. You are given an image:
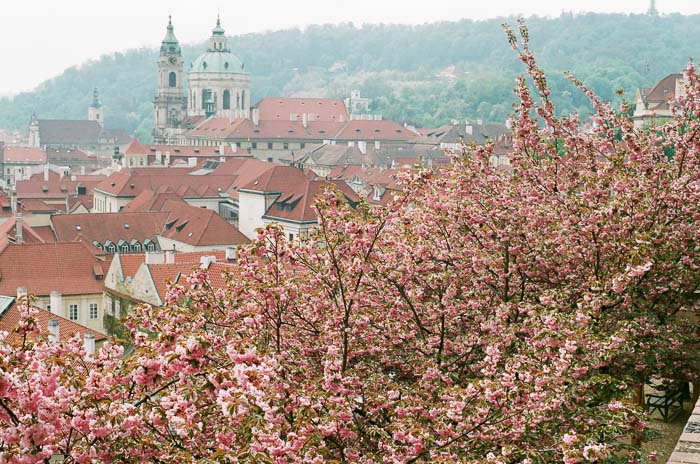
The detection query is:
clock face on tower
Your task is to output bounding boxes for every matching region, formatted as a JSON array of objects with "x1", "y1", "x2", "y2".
[{"x1": 169, "y1": 56, "x2": 177, "y2": 64}]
